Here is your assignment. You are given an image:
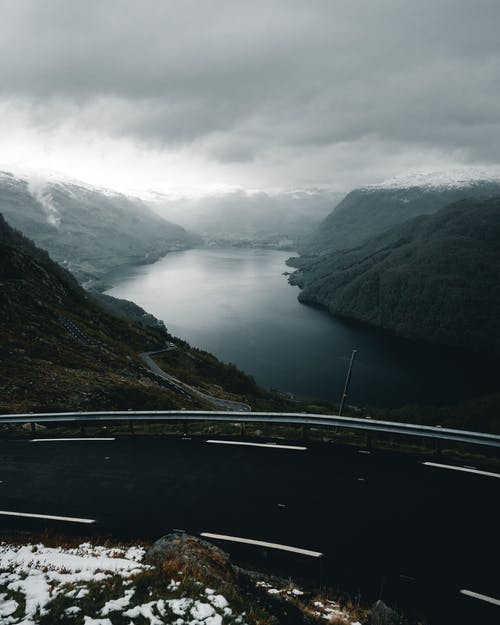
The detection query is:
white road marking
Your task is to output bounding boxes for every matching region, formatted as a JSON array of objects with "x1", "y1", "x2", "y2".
[
  {"x1": 30, "y1": 438, "x2": 115, "y2": 442},
  {"x1": 423, "y1": 462, "x2": 500, "y2": 479},
  {"x1": 460, "y1": 589, "x2": 500, "y2": 606},
  {"x1": 0, "y1": 510, "x2": 95, "y2": 524},
  {"x1": 206, "y1": 440, "x2": 307, "y2": 451},
  {"x1": 358, "y1": 450, "x2": 371, "y2": 454},
  {"x1": 200, "y1": 532, "x2": 322, "y2": 557}
]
